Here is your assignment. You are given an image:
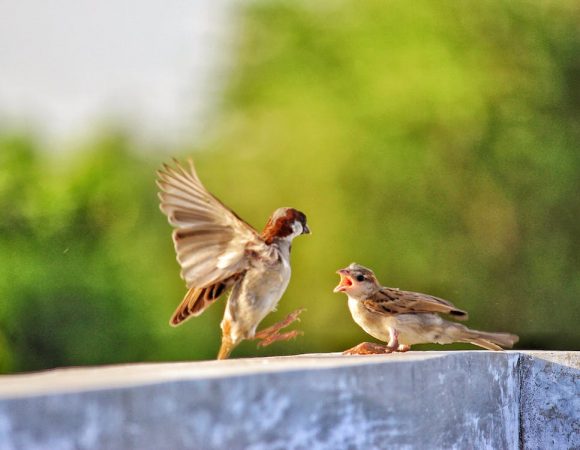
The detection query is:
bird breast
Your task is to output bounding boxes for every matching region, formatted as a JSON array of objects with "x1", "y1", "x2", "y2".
[
  {"x1": 227, "y1": 245, "x2": 292, "y2": 340},
  {"x1": 347, "y1": 297, "x2": 452, "y2": 345},
  {"x1": 347, "y1": 297, "x2": 395, "y2": 342},
  {"x1": 246, "y1": 254, "x2": 291, "y2": 308}
]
